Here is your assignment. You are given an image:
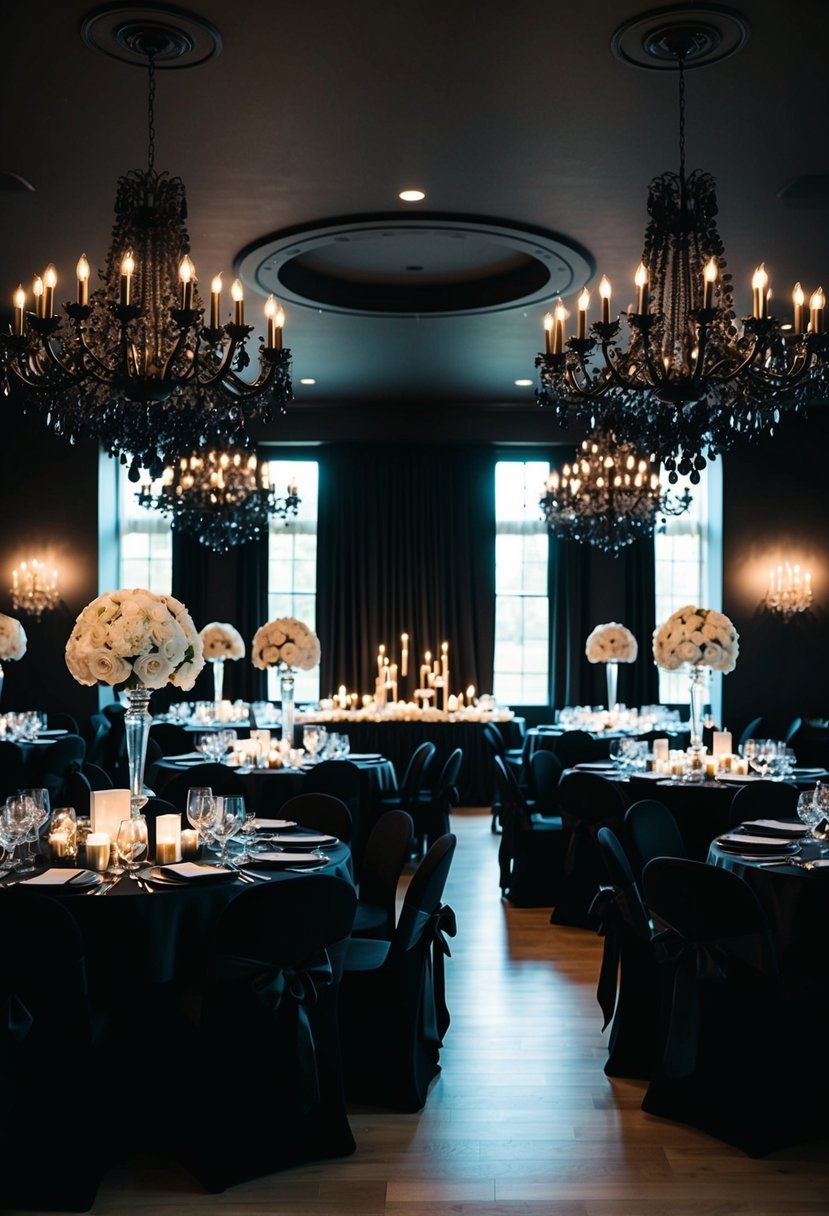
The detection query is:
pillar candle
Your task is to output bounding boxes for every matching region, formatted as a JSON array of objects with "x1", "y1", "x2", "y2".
[
  {"x1": 712, "y1": 731, "x2": 732, "y2": 759},
  {"x1": 652, "y1": 738, "x2": 669, "y2": 763},
  {"x1": 181, "y1": 829, "x2": 199, "y2": 859},
  {"x1": 85, "y1": 833, "x2": 111, "y2": 872},
  {"x1": 156, "y1": 813, "x2": 182, "y2": 863}
]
